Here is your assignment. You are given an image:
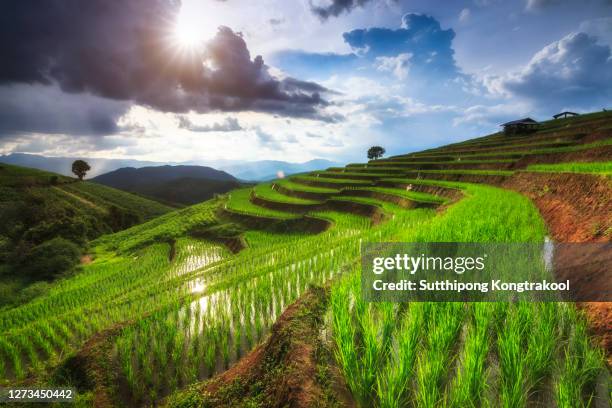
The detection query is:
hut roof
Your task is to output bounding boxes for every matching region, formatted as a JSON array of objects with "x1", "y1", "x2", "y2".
[
  {"x1": 501, "y1": 117, "x2": 538, "y2": 126},
  {"x1": 553, "y1": 111, "x2": 579, "y2": 119}
]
